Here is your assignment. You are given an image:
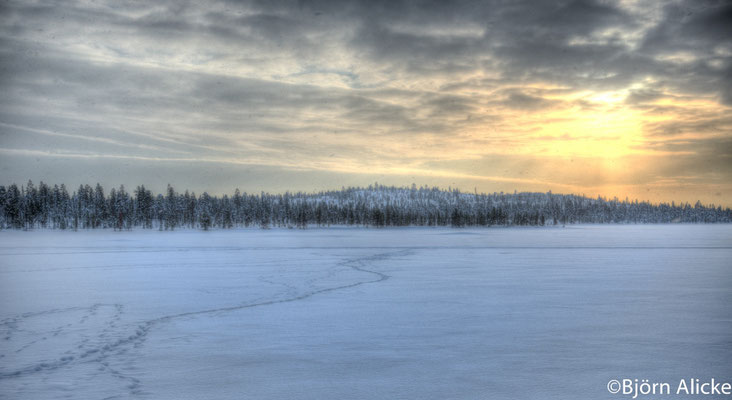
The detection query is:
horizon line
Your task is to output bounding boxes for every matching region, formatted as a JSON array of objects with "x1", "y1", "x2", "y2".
[{"x1": 3, "y1": 180, "x2": 730, "y2": 210}]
